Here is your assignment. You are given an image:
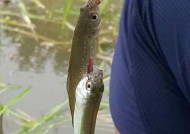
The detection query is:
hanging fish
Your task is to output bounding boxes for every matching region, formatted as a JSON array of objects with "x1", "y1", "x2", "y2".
[{"x1": 67, "y1": 0, "x2": 101, "y2": 123}]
